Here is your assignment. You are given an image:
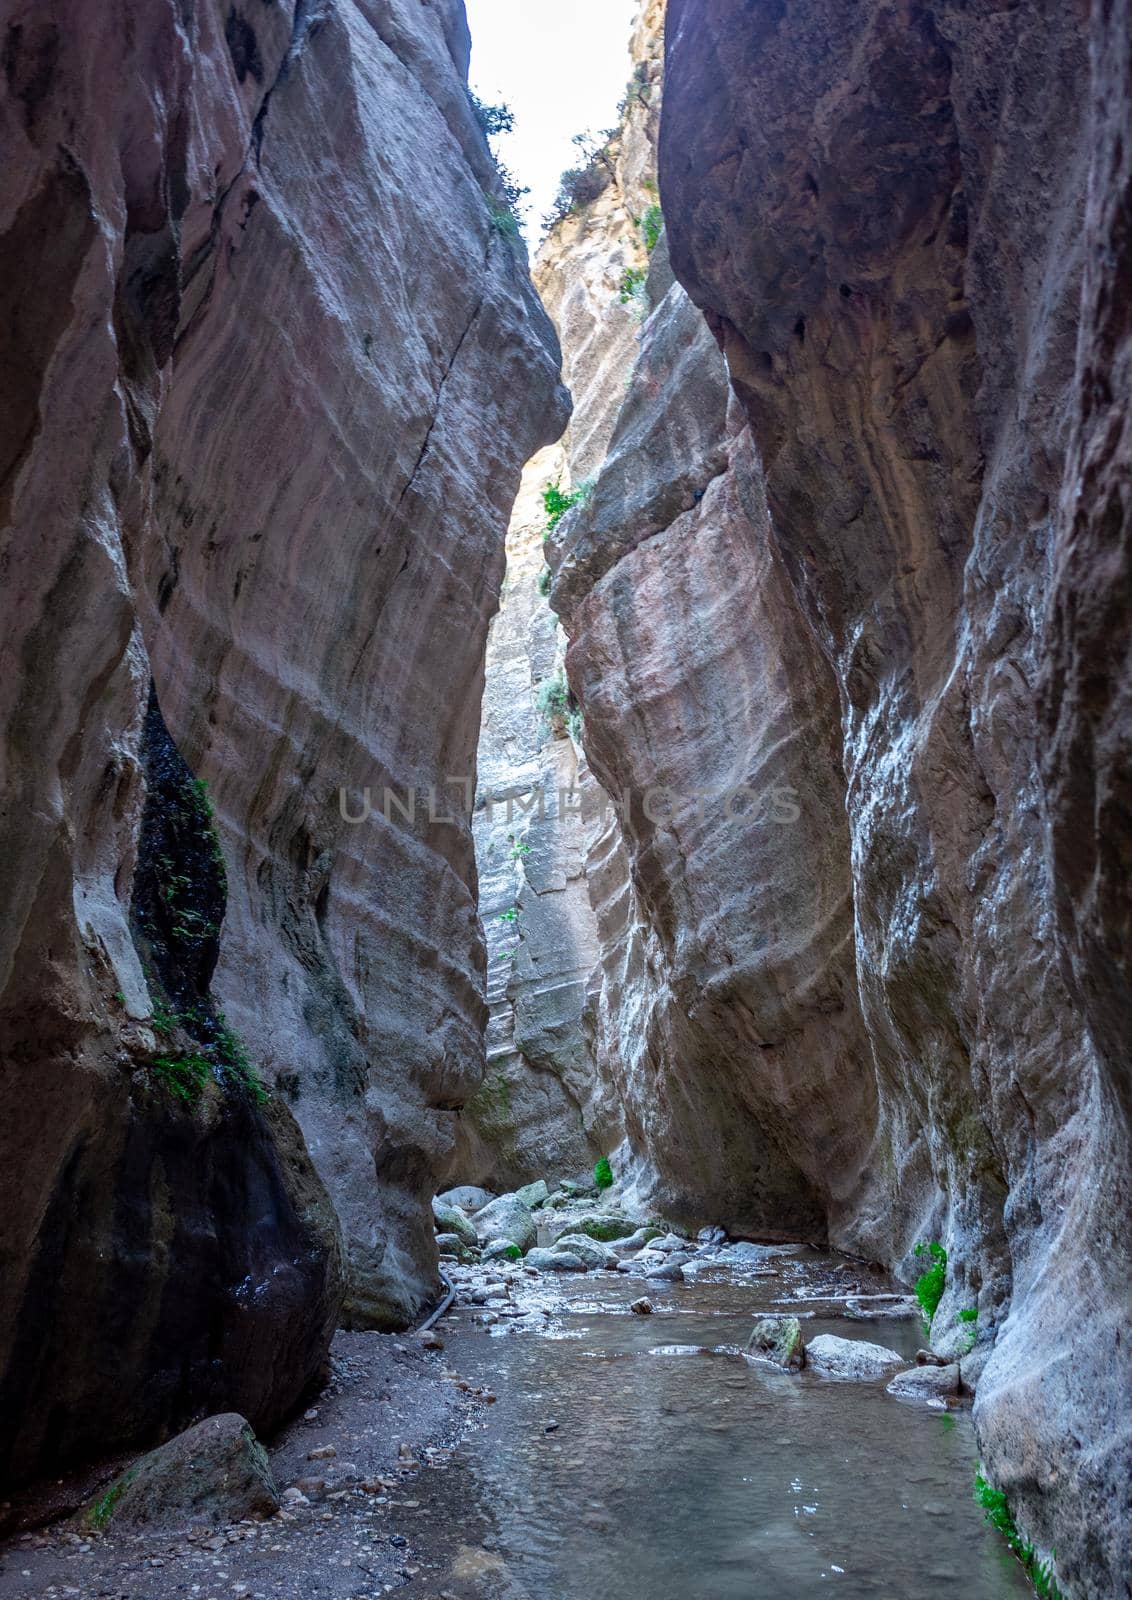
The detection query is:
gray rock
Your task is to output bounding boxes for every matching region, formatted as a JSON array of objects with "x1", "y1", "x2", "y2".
[
  {"x1": 646, "y1": 1259, "x2": 687, "y2": 1283},
  {"x1": 84, "y1": 1414, "x2": 278, "y2": 1532},
  {"x1": 438, "y1": 1186, "x2": 495, "y2": 1215},
  {"x1": 473, "y1": 1194, "x2": 537, "y2": 1252},
  {"x1": 647, "y1": 1232, "x2": 692, "y2": 1254},
  {"x1": 527, "y1": 1248, "x2": 587, "y2": 1272},
  {"x1": 630, "y1": 1297, "x2": 654, "y2": 1314},
  {"x1": 481, "y1": 1239, "x2": 524, "y2": 1264},
  {"x1": 551, "y1": 1234, "x2": 618, "y2": 1269},
  {"x1": 746, "y1": 1315, "x2": 806, "y2": 1371},
  {"x1": 612, "y1": 1225, "x2": 665, "y2": 1253},
  {"x1": 432, "y1": 1200, "x2": 478, "y2": 1248},
  {"x1": 546, "y1": 1209, "x2": 642, "y2": 1248},
  {"x1": 887, "y1": 1364, "x2": 962, "y2": 1405},
  {"x1": 697, "y1": 1226, "x2": 729, "y2": 1246},
  {"x1": 514, "y1": 1179, "x2": 550, "y2": 1210},
  {"x1": 806, "y1": 1335, "x2": 905, "y2": 1381}
]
